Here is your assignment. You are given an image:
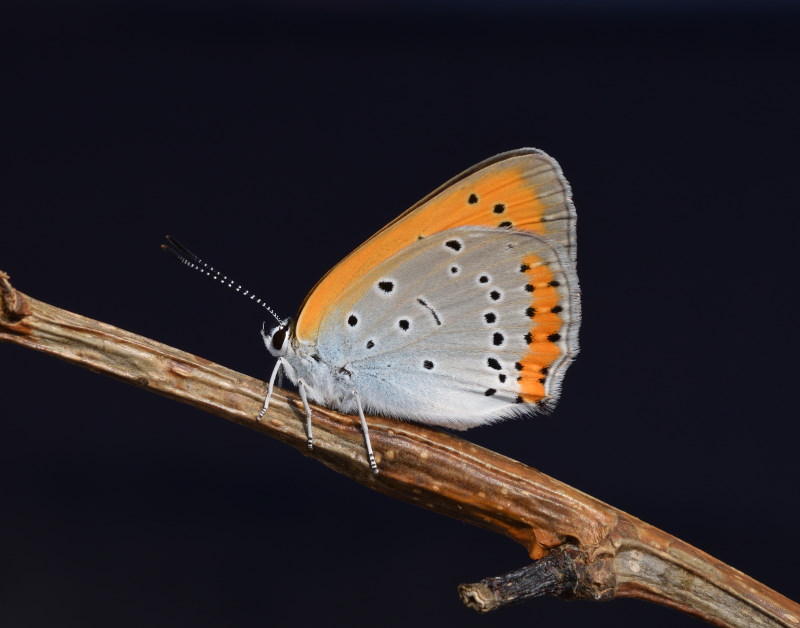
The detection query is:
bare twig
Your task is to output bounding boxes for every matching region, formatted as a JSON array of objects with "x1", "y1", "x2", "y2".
[{"x1": 1, "y1": 270, "x2": 798, "y2": 627}]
